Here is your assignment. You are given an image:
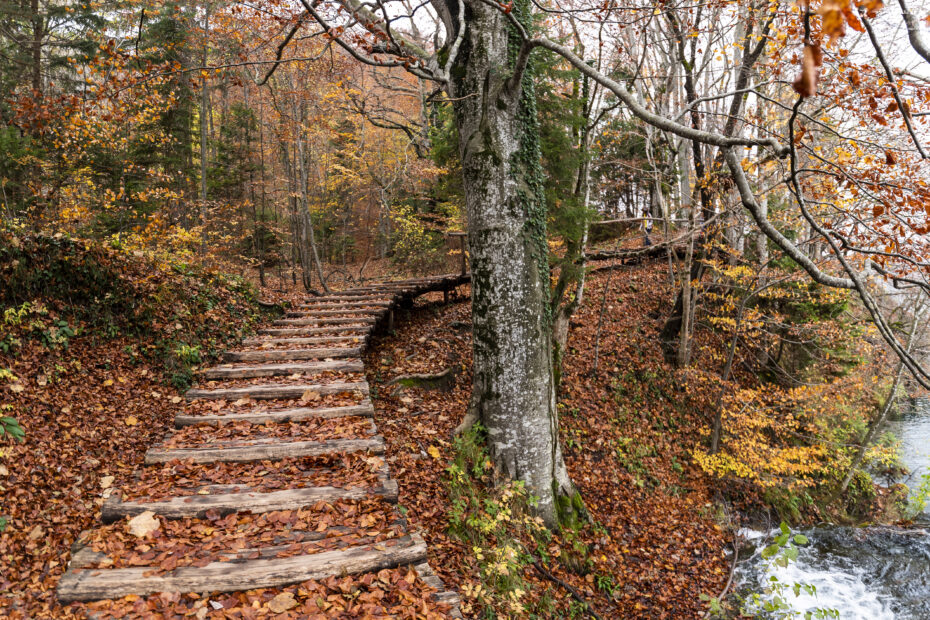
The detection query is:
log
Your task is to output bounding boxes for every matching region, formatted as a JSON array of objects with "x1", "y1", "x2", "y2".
[
  {"x1": 415, "y1": 562, "x2": 463, "y2": 617},
  {"x1": 388, "y1": 367, "x2": 457, "y2": 392},
  {"x1": 174, "y1": 402, "x2": 374, "y2": 427},
  {"x1": 198, "y1": 360, "x2": 365, "y2": 379},
  {"x1": 258, "y1": 326, "x2": 370, "y2": 337},
  {"x1": 100, "y1": 480, "x2": 399, "y2": 521},
  {"x1": 144, "y1": 436, "x2": 385, "y2": 464},
  {"x1": 308, "y1": 292, "x2": 397, "y2": 299},
  {"x1": 240, "y1": 335, "x2": 364, "y2": 347},
  {"x1": 273, "y1": 317, "x2": 377, "y2": 326},
  {"x1": 222, "y1": 347, "x2": 363, "y2": 363},
  {"x1": 285, "y1": 309, "x2": 386, "y2": 318},
  {"x1": 69, "y1": 520, "x2": 407, "y2": 569},
  {"x1": 298, "y1": 301, "x2": 392, "y2": 309},
  {"x1": 56, "y1": 534, "x2": 427, "y2": 602},
  {"x1": 185, "y1": 381, "x2": 368, "y2": 401}
]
